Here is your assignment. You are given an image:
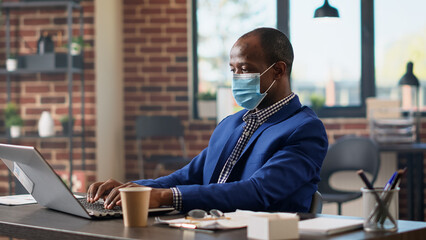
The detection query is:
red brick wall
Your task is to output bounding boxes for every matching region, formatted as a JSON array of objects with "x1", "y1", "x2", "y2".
[
  {"x1": 0, "y1": 0, "x2": 424, "y2": 221},
  {"x1": 322, "y1": 118, "x2": 369, "y2": 143},
  {"x1": 0, "y1": 0, "x2": 377, "y2": 194},
  {"x1": 0, "y1": 0, "x2": 96, "y2": 194},
  {"x1": 122, "y1": 0, "x2": 215, "y2": 180}
]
